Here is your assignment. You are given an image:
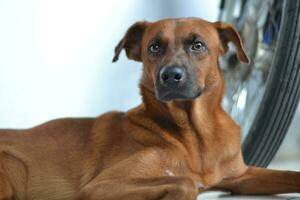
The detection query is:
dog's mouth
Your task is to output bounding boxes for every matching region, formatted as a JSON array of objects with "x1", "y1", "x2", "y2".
[
  {"x1": 155, "y1": 87, "x2": 202, "y2": 102},
  {"x1": 154, "y1": 65, "x2": 202, "y2": 102}
]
